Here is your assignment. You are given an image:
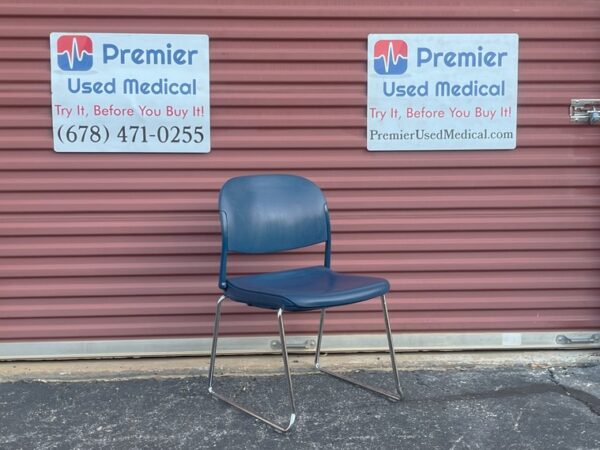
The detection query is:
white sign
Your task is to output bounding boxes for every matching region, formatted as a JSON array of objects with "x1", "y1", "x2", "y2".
[
  {"x1": 367, "y1": 34, "x2": 518, "y2": 151},
  {"x1": 50, "y1": 33, "x2": 210, "y2": 152}
]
